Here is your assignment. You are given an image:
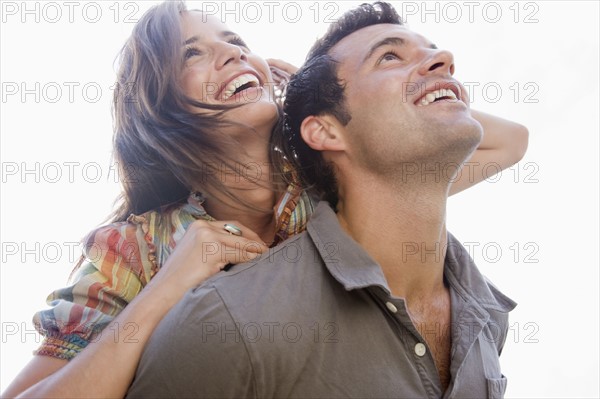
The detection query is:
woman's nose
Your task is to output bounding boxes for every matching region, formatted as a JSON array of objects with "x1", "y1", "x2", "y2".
[{"x1": 214, "y1": 42, "x2": 246, "y2": 70}]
